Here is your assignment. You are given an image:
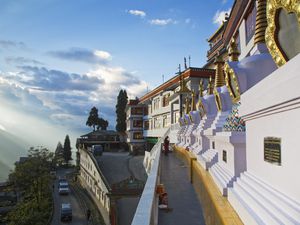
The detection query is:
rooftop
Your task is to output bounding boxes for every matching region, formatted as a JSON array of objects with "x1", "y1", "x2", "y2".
[{"x1": 139, "y1": 67, "x2": 215, "y2": 103}]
